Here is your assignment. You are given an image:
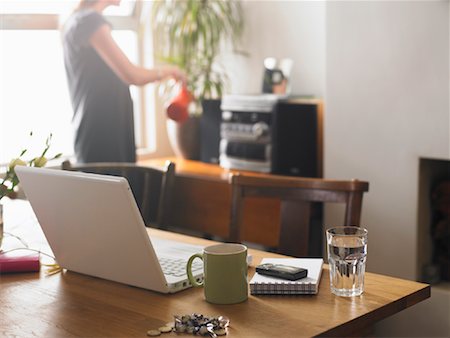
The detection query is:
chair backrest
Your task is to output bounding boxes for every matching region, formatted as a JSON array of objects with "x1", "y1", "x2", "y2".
[
  {"x1": 61, "y1": 160, "x2": 175, "y2": 227},
  {"x1": 229, "y1": 173, "x2": 369, "y2": 257}
]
